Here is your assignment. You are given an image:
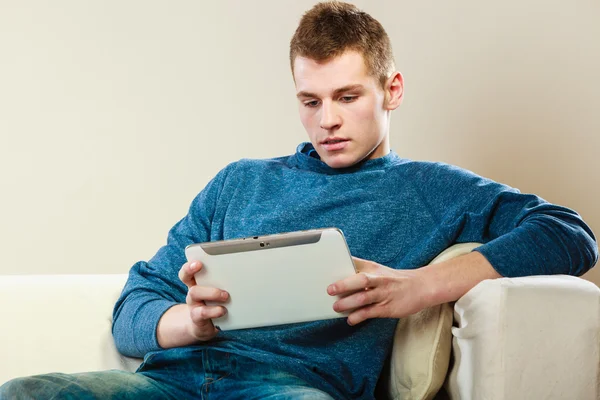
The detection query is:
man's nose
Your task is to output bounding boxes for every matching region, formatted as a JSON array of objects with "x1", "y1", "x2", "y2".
[{"x1": 320, "y1": 101, "x2": 342, "y2": 130}]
